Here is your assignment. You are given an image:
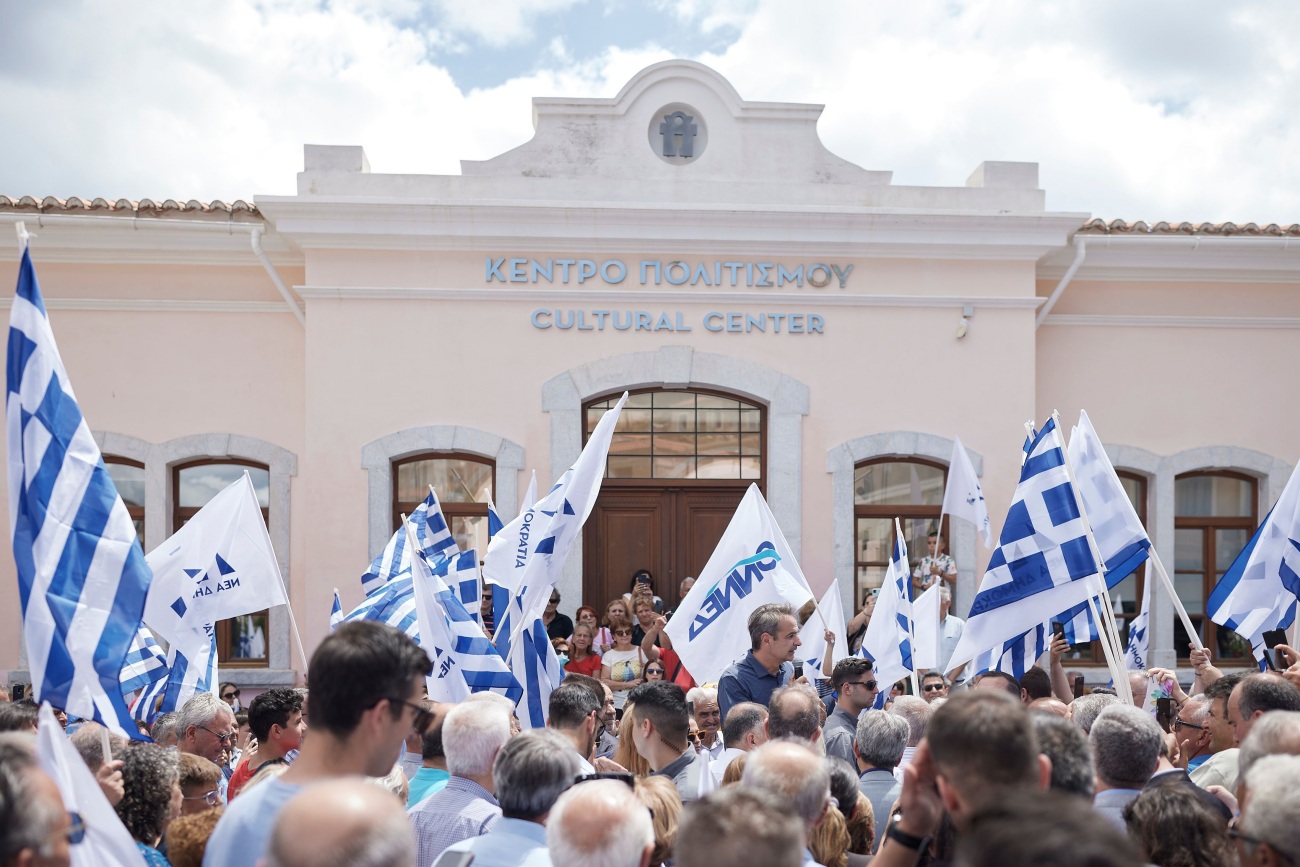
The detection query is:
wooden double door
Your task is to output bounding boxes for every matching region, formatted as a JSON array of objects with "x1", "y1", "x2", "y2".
[{"x1": 582, "y1": 486, "x2": 749, "y2": 614}]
